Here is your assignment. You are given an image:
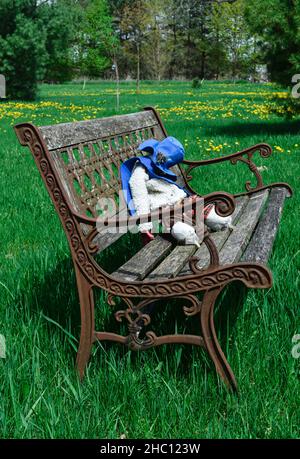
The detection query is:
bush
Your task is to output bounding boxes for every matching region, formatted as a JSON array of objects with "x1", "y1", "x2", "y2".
[
  {"x1": 269, "y1": 94, "x2": 300, "y2": 119},
  {"x1": 0, "y1": 2, "x2": 46, "y2": 100},
  {"x1": 191, "y1": 77, "x2": 204, "y2": 89}
]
